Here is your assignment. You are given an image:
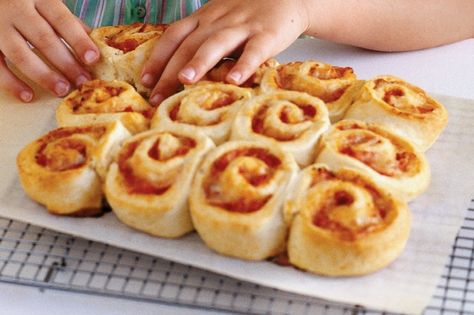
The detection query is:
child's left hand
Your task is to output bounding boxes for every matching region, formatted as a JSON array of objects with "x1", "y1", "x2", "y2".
[{"x1": 140, "y1": 0, "x2": 310, "y2": 105}]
